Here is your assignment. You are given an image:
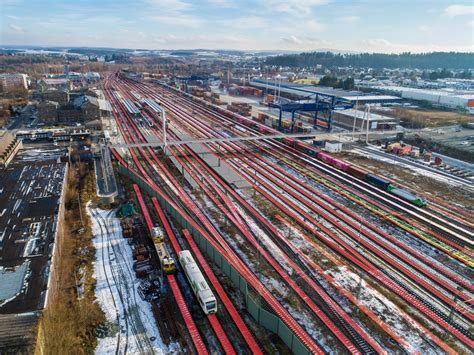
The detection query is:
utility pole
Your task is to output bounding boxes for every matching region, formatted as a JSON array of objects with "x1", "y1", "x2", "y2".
[
  {"x1": 366, "y1": 104, "x2": 371, "y2": 145},
  {"x1": 277, "y1": 75, "x2": 282, "y2": 102},
  {"x1": 352, "y1": 86, "x2": 359, "y2": 141},
  {"x1": 156, "y1": 104, "x2": 167, "y2": 154},
  {"x1": 162, "y1": 109, "x2": 167, "y2": 153}
]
